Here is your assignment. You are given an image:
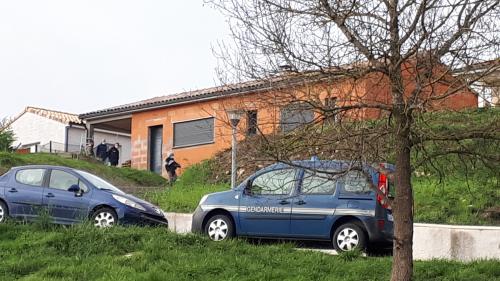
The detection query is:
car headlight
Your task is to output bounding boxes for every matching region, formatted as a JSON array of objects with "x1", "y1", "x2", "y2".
[
  {"x1": 199, "y1": 194, "x2": 209, "y2": 206},
  {"x1": 112, "y1": 194, "x2": 146, "y2": 211}
]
